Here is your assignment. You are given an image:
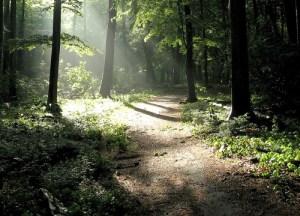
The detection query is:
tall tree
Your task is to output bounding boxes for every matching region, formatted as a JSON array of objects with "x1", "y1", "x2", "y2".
[
  {"x1": 172, "y1": 45, "x2": 181, "y2": 84},
  {"x1": 18, "y1": 0, "x2": 25, "y2": 70},
  {"x1": 229, "y1": 0, "x2": 251, "y2": 118},
  {"x1": 200, "y1": 0, "x2": 208, "y2": 86},
  {"x1": 142, "y1": 40, "x2": 156, "y2": 84},
  {"x1": 3, "y1": 0, "x2": 10, "y2": 79},
  {"x1": 283, "y1": 0, "x2": 297, "y2": 44},
  {"x1": 9, "y1": 0, "x2": 16, "y2": 99},
  {"x1": 0, "y1": 0, "x2": 4, "y2": 75},
  {"x1": 47, "y1": 0, "x2": 62, "y2": 109},
  {"x1": 100, "y1": 0, "x2": 116, "y2": 98},
  {"x1": 296, "y1": 0, "x2": 300, "y2": 44},
  {"x1": 183, "y1": 2, "x2": 197, "y2": 102}
]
